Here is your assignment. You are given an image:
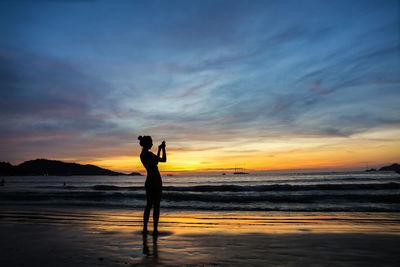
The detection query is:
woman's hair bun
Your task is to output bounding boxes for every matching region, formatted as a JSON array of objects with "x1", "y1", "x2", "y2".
[{"x1": 138, "y1": 135, "x2": 152, "y2": 148}]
